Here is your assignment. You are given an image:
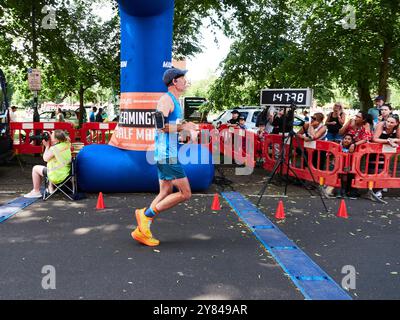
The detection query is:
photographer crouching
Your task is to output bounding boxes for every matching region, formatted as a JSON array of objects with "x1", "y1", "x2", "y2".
[{"x1": 24, "y1": 130, "x2": 72, "y2": 198}]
